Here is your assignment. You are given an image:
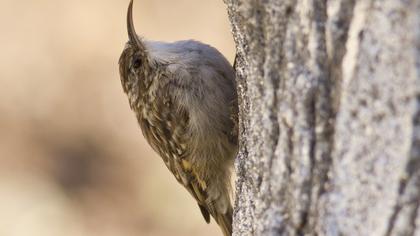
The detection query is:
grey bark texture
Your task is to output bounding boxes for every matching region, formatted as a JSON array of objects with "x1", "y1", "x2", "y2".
[{"x1": 224, "y1": 0, "x2": 420, "y2": 235}]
